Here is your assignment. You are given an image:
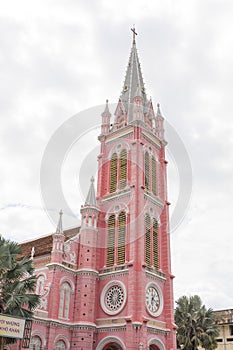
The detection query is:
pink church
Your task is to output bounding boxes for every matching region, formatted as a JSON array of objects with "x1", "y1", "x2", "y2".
[{"x1": 11, "y1": 31, "x2": 177, "y2": 350}]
